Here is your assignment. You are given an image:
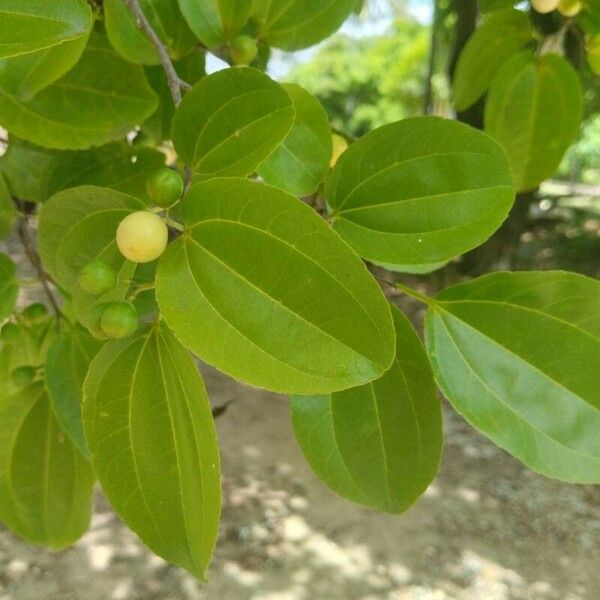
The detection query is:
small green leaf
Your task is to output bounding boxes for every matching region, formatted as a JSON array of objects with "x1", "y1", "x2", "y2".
[
  {"x1": 156, "y1": 177, "x2": 395, "y2": 394},
  {"x1": 258, "y1": 0, "x2": 357, "y2": 51},
  {"x1": 0, "y1": 174, "x2": 16, "y2": 239},
  {"x1": 258, "y1": 83, "x2": 332, "y2": 197},
  {"x1": 425, "y1": 271, "x2": 600, "y2": 483},
  {"x1": 292, "y1": 306, "x2": 442, "y2": 512},
  {"x1": 0, "y1": 33, "x2": 158, "y2": 150},
  {"x1": 177, "y1": 0, "x2": 252, "y2": 48},
  {"x1": 45, "y1": 328, "x2": 103, "y2": 456},
  {"x1": 83, "y1": 322, "x2": 221, "y2": 580},
  {"x1": 105, "y1": 0, "x2": 197, "y2": 65},
  {"x1": 453, "y1": 9, "x2": 533, "y2": 112},
  {"x1": 172, "y1": 67, "x2": 294, "y2": 178},
  {"x1": 0, "y1": 252, "x2": 18, "y2": 321},
  {"x1": 38, "y1": 186, "x2": 146, "y2": 291},
  {"x1": 0, "y1": 383, "x2": 94, "y2": 548},
  {"x1": 484, "y1": 52, "x2": 583, "y2": 192},
  {"x1": 0, "y1": 0, "x2": 92, "y2": 59},
  {"x1": 325, "y1": 117, "x2": 515, "y2": 271}
]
